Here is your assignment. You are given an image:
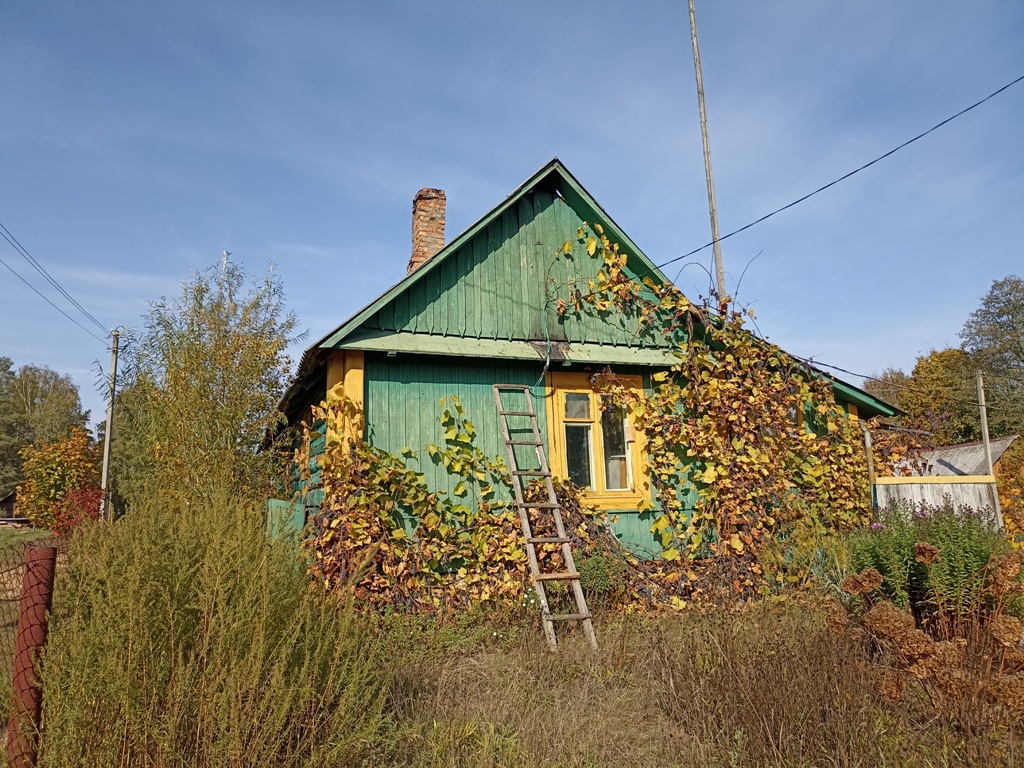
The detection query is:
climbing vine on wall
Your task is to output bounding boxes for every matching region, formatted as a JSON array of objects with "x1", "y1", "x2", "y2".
[
  {"x1": 299, "y1": 226, "x2": 893, "y2": 610},
  {"x1": 297, "y1": 394, "x2": 530, "y2": 611},
  {"x1": 553, "y1": 224, "x2": 875, "y2": 586}
]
